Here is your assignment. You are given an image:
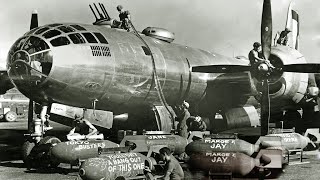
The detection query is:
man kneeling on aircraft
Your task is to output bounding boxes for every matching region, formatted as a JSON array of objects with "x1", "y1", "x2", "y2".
[
  {"x1": 67, "y1": 114, "x2": 99, "y2": 141},
  {"x1": 117, "y1": 5, "x2": 131, "y2": 31},
  {"x1": 248, "y1": 42, "x2": 275, "y2": 70}
]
